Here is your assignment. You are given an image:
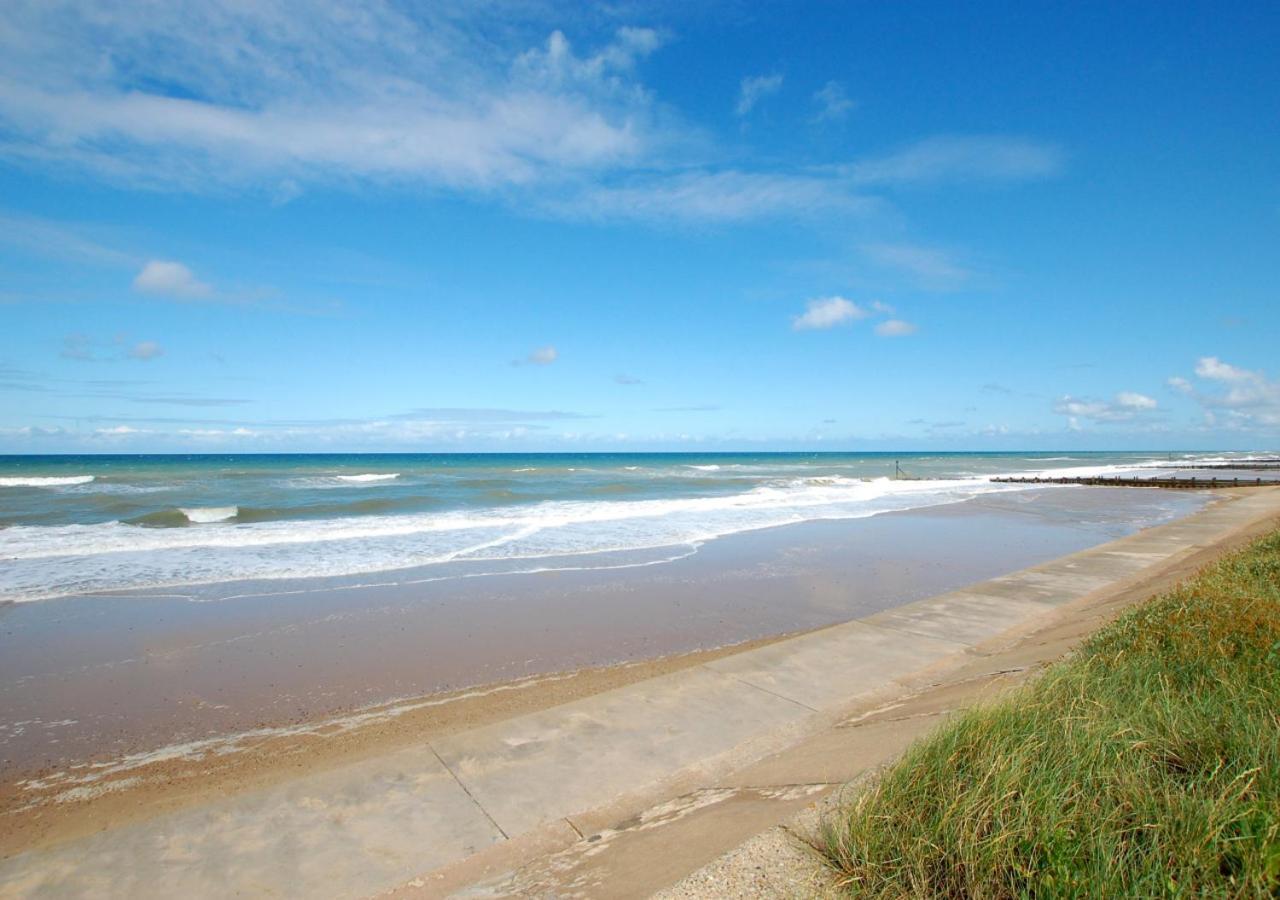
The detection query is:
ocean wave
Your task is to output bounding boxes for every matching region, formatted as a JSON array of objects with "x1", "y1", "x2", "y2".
[
  {"x1": 179, "y1": 506, "x2": 239, "y2": 524},
  {"x1": 0, "y1": 476, "x2": 1031, "y2": 602},
  {"x1": 335, "y1": 473, "x2": 399, "y2": 483},
  {"x1": 0, "y1": 475, "x2": 95, "y2": 487}
]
